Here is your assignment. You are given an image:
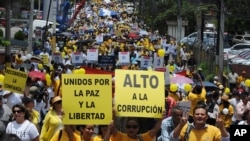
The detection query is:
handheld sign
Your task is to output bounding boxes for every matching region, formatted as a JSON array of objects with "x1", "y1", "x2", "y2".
[
  {"x1": 62, "y1": 74, "x2": 112, "y2": 125},
  {"x1": 87, "y1": 49, "x2": 98, "y2": 63},
  {"x1": 115, "y1": 70, "x2": 165, "y2": 118},
  {"x1": 140, "y1": 56, "x2": 152, "y2": 68},
  {"x1": 176, "y1": 101, "x2": 191, "y2": 114},
  {"x1": 3, "y1": 68, "x2": 28, "y2": 94},
  {"x1": 72, "y1": 52, "x2": 84, "y2": 66},
  {"x1": 98, "y1": 55, "x2": 116, "y2": 67},
  {"x1": 40, "y1": 54, "x2": 49, "y2": 65},
  {"x1": 118, "y1": 52, "x2": 130, "y2": 65},
  {"x1": 52, "y1": 52, "x2": 63, "y2": 64},
  {"x1": 153, "y1": 53, "x2": 164, "y2": 68}
]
